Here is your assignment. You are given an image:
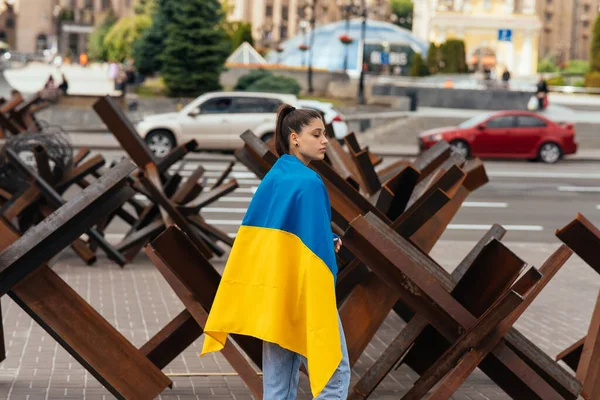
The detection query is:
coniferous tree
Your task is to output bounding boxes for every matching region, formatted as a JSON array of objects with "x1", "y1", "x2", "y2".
[
  {"x1": 160, "y1": 0, "x2": 230, "y2": 96},
  {"x1": 133, "y1": 0, "x2": 176, "y2": 75}
]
